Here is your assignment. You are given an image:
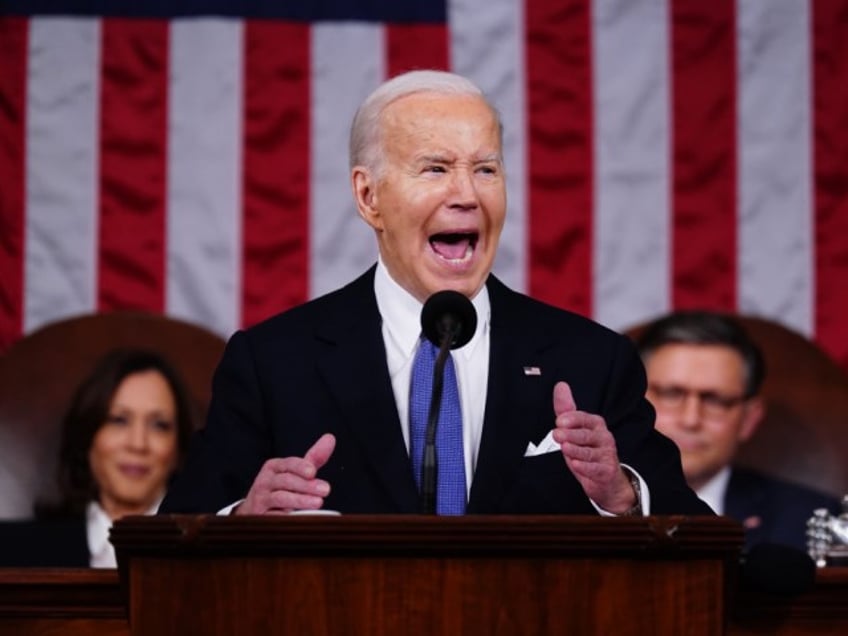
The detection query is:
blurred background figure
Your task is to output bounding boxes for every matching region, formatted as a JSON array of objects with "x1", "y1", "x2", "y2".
[
  {"x1": 0, "y1": 349, "x2": 195, "y2": 567},
  {"x1": 634, "y1": 311, "x2": 840, "y2": 552}
]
